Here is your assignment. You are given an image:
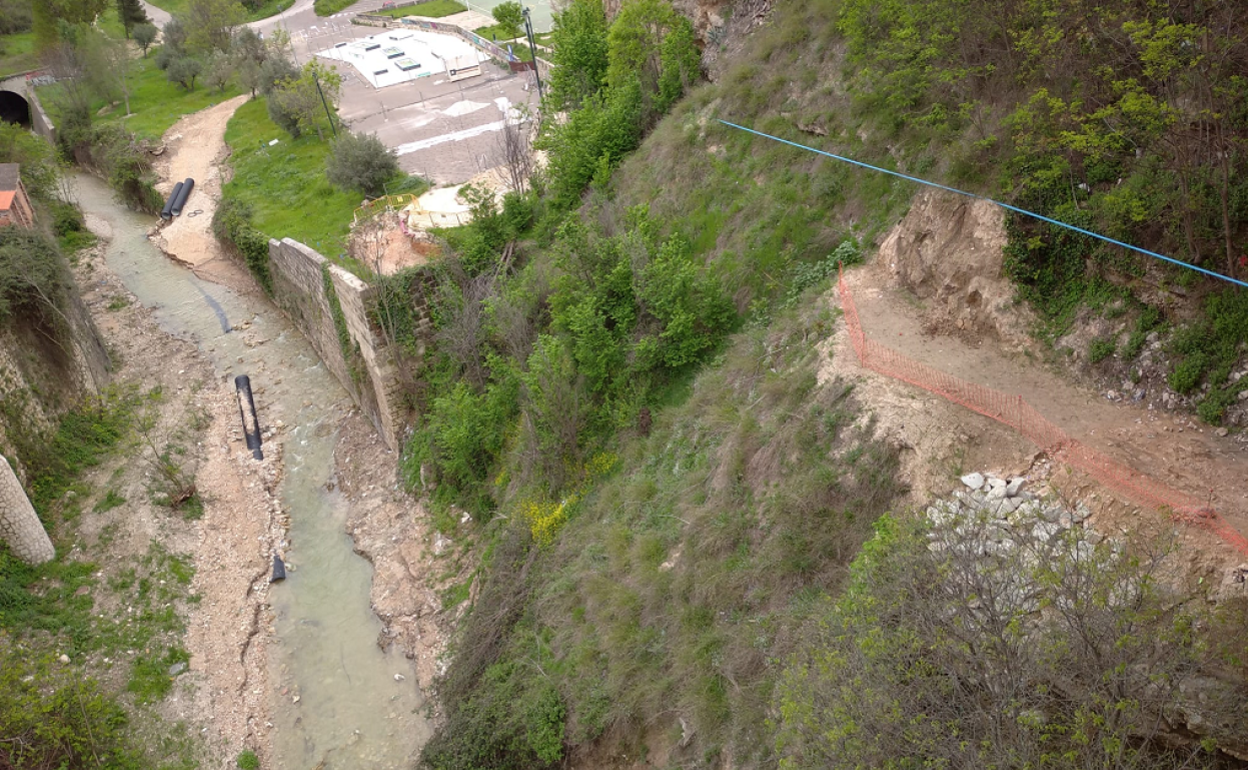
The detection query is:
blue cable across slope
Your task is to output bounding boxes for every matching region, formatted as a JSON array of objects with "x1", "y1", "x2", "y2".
[{"x1": 718, "y1": 119, "x2": 1248, "y2": 290}]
